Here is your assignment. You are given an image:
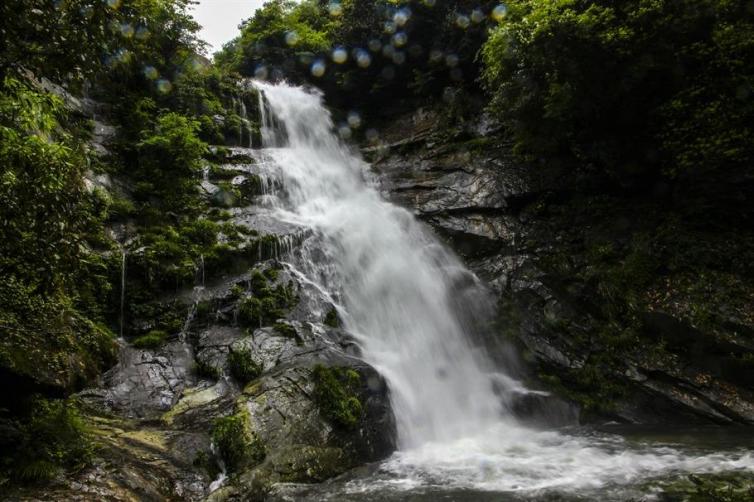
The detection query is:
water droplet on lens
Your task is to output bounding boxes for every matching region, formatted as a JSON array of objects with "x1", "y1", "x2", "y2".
[
  {"x1": 143, "y1": 66, "x2": 158, "y2": 80},
  {"x1": 492, "y1": 4, "x2": 508, "y2": 21},
  {"x1": 254, "y1": 65, "x2": 268, "y2": 80},
  {"x1": 328, "y1": 1, "x2": 342, "y2": 16},
  {"x1": 356, "y1": 50, "x2": 371, "y2": 68},
  {"x1": 311, "y1": 60, "x2": 326, "y2": 77},
  {"x1": 393, "y1": 8, "x2": 411, "y2": 27},
  {"x1": 332, "y1": 47, "x2": 348, "y2": 64},
  {"x1": 338, "y1": 123, "x2": 352, "y2": 139},
  {"x1": 392, "y1": 32, "x2": 408, "y2": 47},
  {"x1": 471, "y1": 9, "x2": 485, "y2": 23},
  {"x1": 347, "y1": 111, "x2": 362, "y2": 129},
  {"x1": 156, "y1": 79, "x2": 172, "y2": 94},
  {"x1": 120, "y1": 23, "x2": 134, "y2": 38},
  {"x1": 285, "y1": 31, "x2": 299, "y2": 46},
  {"x1": 368, "y1": 39, "x2": 382, "y2": 52},
  {"x1": 455, "y1": 14, "x2": 470, "y2": 29}
]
